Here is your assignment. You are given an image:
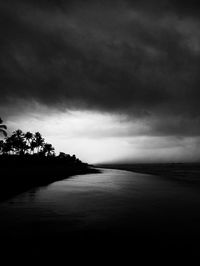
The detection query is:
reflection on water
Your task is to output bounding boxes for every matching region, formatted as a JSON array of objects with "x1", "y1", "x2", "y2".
[{"x1": 1, "y1": 168, "x2": 200, "y2": 237}]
